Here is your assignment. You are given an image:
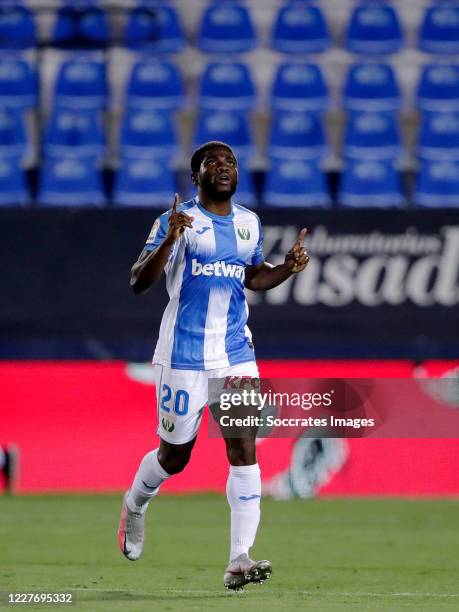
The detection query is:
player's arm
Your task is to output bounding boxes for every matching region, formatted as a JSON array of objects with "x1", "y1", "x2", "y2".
[
  {"x1": 130, "y1": 194, "x2": 194, "y2": 294},
  {"x1": 245, "y1": 228, "x2": 309, "y2": 292}
]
